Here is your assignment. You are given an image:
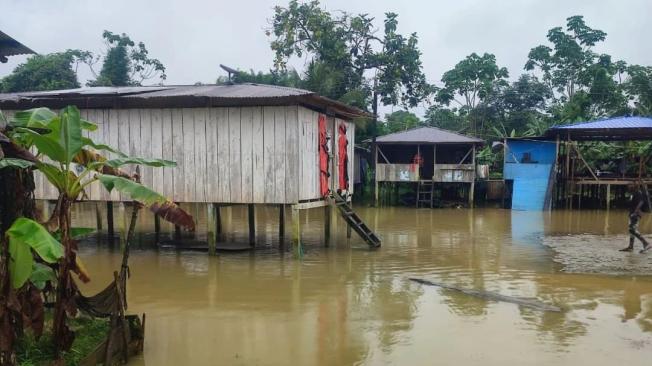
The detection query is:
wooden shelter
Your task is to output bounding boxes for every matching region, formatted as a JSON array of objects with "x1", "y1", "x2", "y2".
[
  {"x1": 544, "y1": 116, "x2": 652, "y2": 209},
  {"x1": 373, "y1": 126, "x2": 484, "y2": 207},
  {"x1": 0, "y1": 84, "x2": 379, "y2": 250}
]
